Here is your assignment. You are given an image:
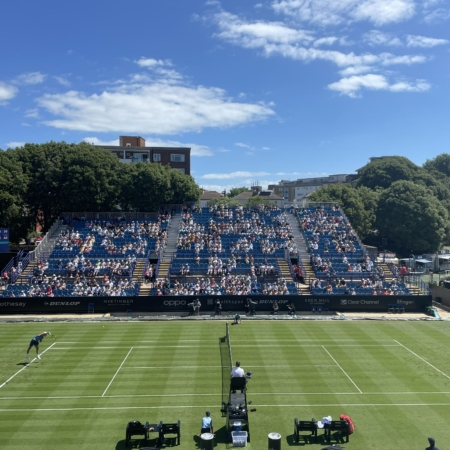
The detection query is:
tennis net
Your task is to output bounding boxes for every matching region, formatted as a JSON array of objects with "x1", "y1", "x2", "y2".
[{"x1": 220, "y1": 322, "x2": 233, "y2": 405}]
